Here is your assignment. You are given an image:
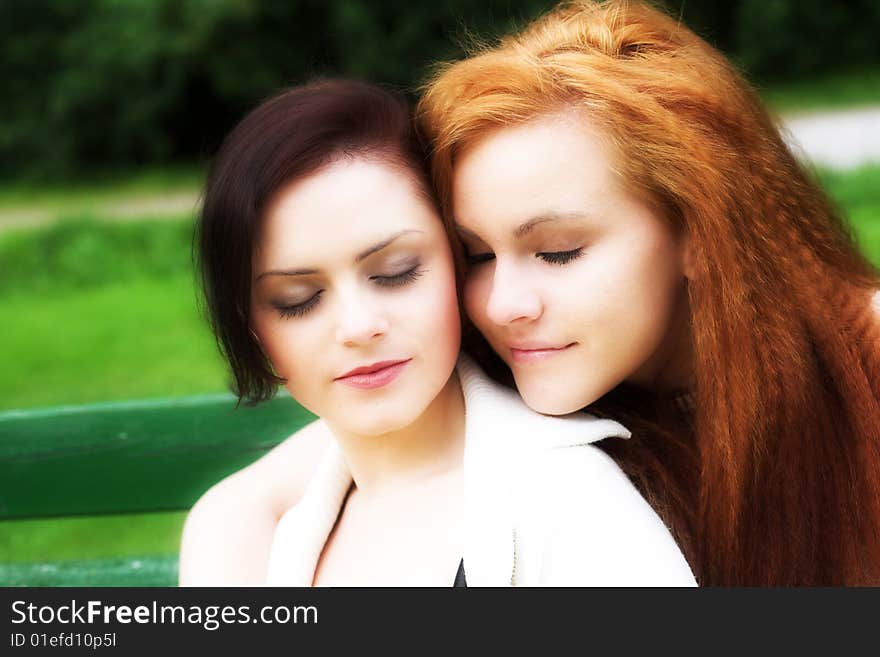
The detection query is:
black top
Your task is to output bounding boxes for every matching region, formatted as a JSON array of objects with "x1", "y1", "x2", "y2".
[{"x1": 454, "y1": 558, "x2": 467, "y2": 587}]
